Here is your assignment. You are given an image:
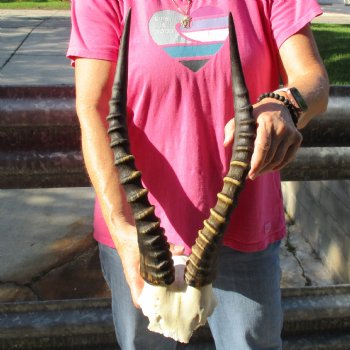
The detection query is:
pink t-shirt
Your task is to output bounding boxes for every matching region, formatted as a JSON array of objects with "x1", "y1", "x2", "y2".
[{"x1": 68, "y1": 0, "x2": 321, "y2": 254}]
